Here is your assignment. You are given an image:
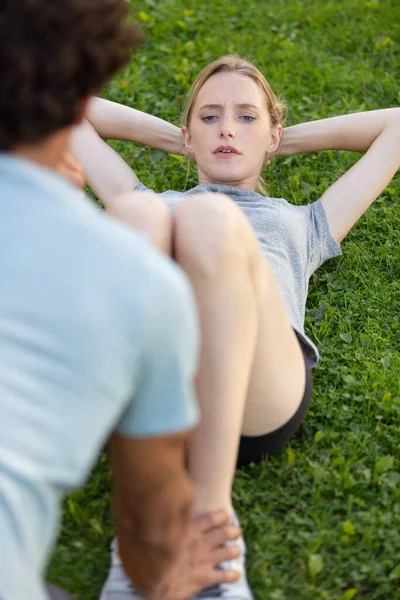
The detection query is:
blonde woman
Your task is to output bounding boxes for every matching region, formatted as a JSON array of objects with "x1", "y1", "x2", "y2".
[{"x1": 70, "y1": 56, "x2": 400, "y2": 600}]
